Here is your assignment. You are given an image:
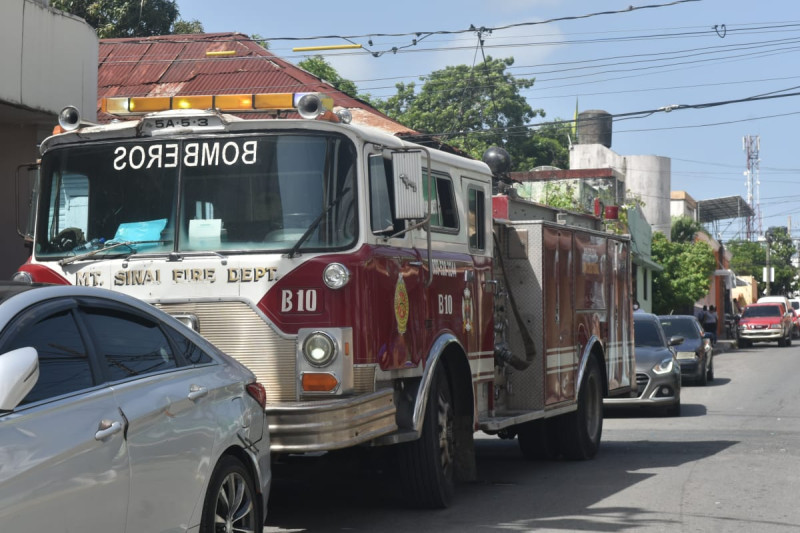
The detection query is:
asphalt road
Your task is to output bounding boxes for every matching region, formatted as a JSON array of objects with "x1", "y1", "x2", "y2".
[{"x1": 264, "y1": 342, "x2": 800, "y2": 532}]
